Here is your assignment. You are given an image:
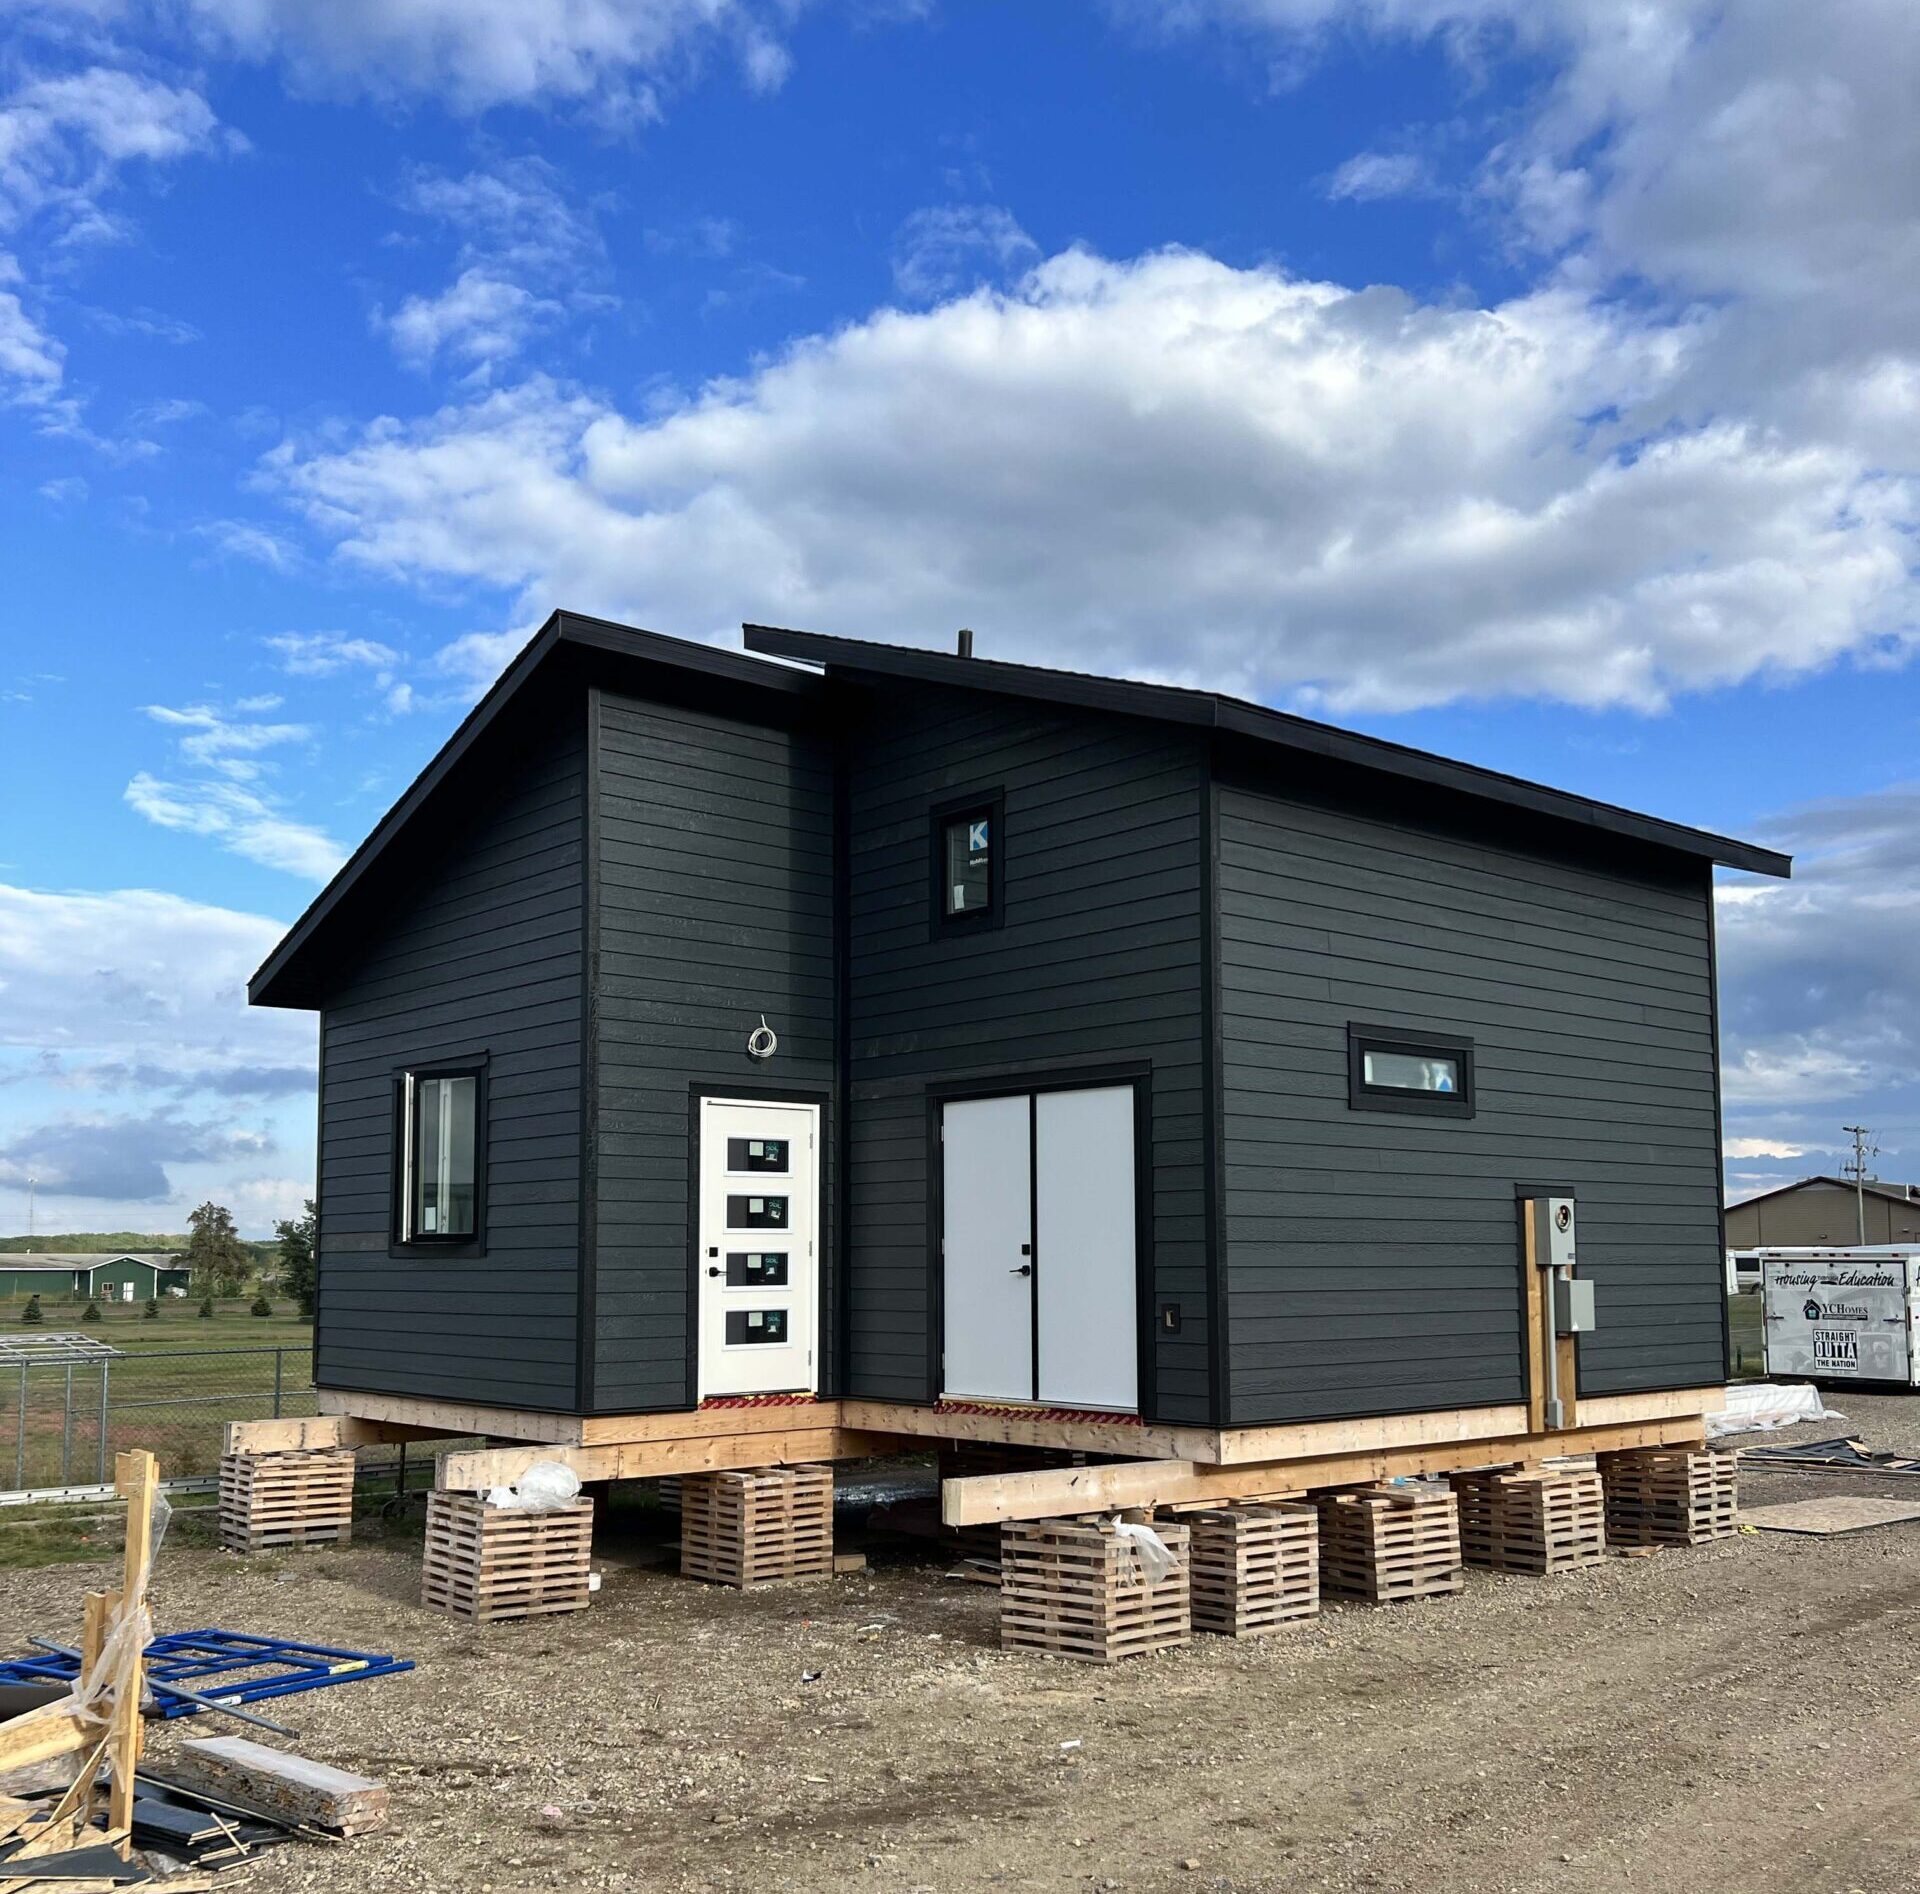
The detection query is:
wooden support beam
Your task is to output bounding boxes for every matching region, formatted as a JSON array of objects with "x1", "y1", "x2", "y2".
[
  {"x1": 315, "y1": 1389, "x2": 585, "y2": 1445},
  {"x1": 223, "y1": 1415, "x2": 448, "y2": 1455},
  {"x1": 939, "y1": 1415, "x2": 1710, "y2": 1527},
  {"x1": 435, "y1": 1427, "x2": 909, "y2": 1492},
  {"x1": 579, "y1": 1403, "x2": 843, "y2": 1447},
  {"x1": 108, "y1": 1449, "x2": 155, "y2": 1852}
]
